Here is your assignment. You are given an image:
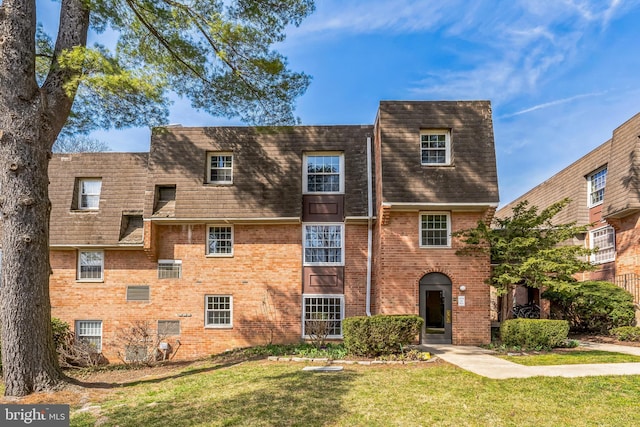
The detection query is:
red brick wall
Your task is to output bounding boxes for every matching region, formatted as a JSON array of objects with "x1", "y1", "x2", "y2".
[
  {"x1": 51, "y1": 223, "x2": 304, "y2": 361},
  {"x1": 613, "y1": 212, "x2": 640, "y2": 278},
  {"x1": 373, "y1": 211, "x2": 491, "y2": 345},
  {"x1": 50, "y1": 222, "x2": 373, "y2": 361}
]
